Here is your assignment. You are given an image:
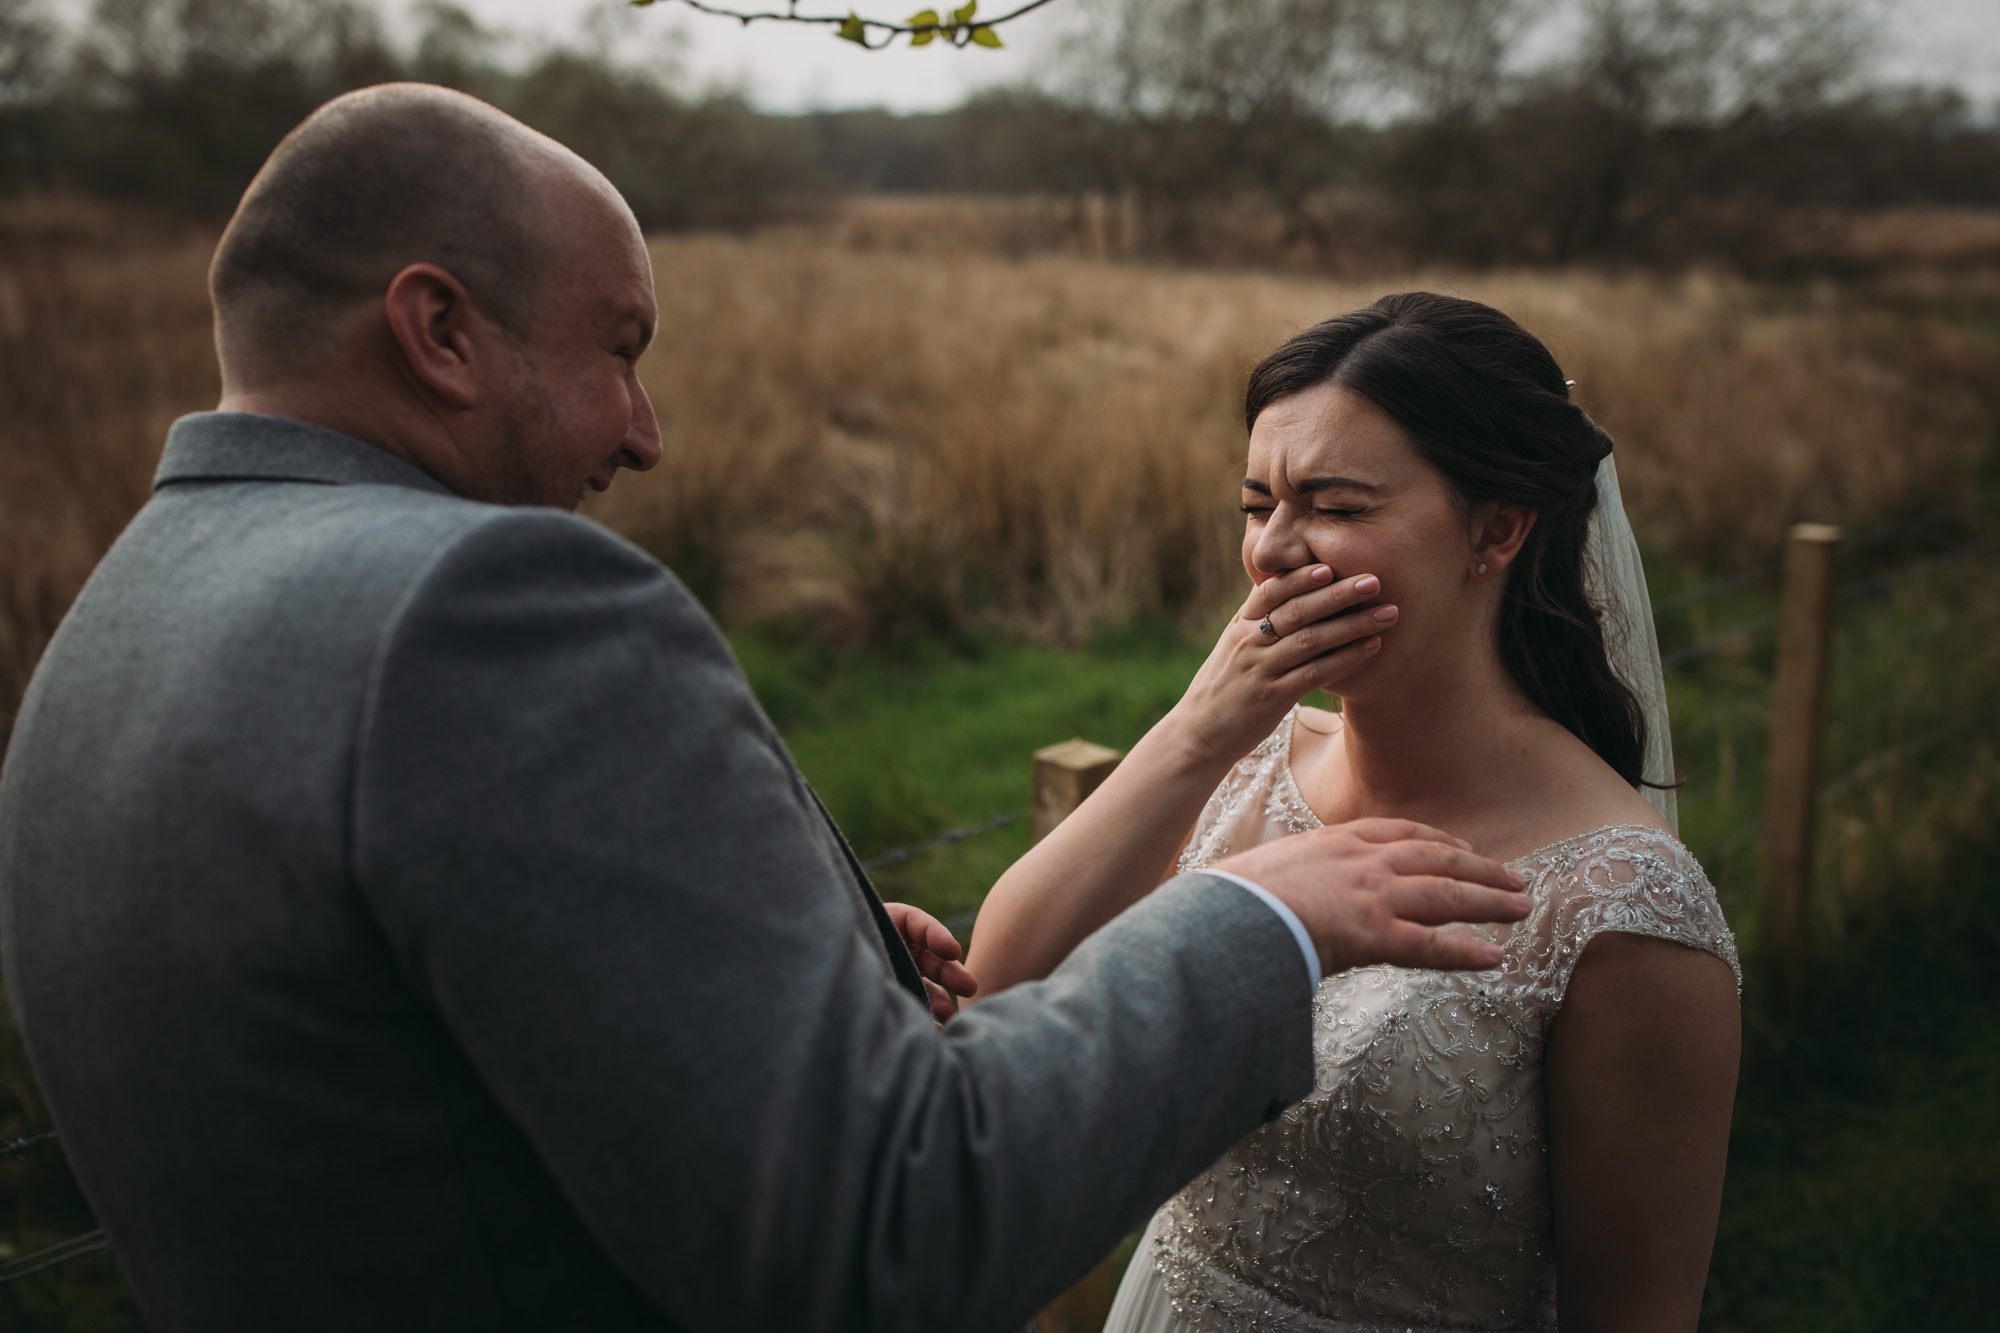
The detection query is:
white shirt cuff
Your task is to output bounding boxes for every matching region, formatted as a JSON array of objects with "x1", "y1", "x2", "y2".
[{"x1": 1203, "y1": 870, "x2": 1321, "y2": 991}]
